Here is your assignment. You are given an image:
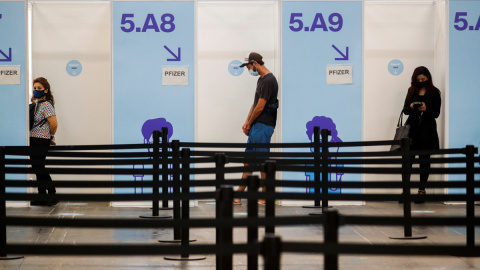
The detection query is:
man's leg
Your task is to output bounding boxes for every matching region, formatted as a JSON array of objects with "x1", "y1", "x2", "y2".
[
  {"x1": 234, "y1": 164, "x2": 252, "y2": 204},
  {"x1": 258, "y1": 171, "x2": 267, "y2": 205}
]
